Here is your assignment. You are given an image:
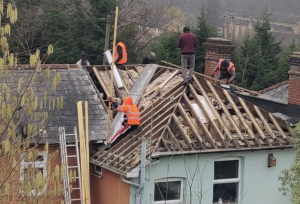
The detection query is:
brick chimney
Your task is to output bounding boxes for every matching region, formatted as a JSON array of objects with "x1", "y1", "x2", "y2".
[
  {"x1": 202, "y1": 37, "x2": 235, "y2": 77},
  {"x1": 288, "y1": 52, "x2": 300, "y2": 105}
]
